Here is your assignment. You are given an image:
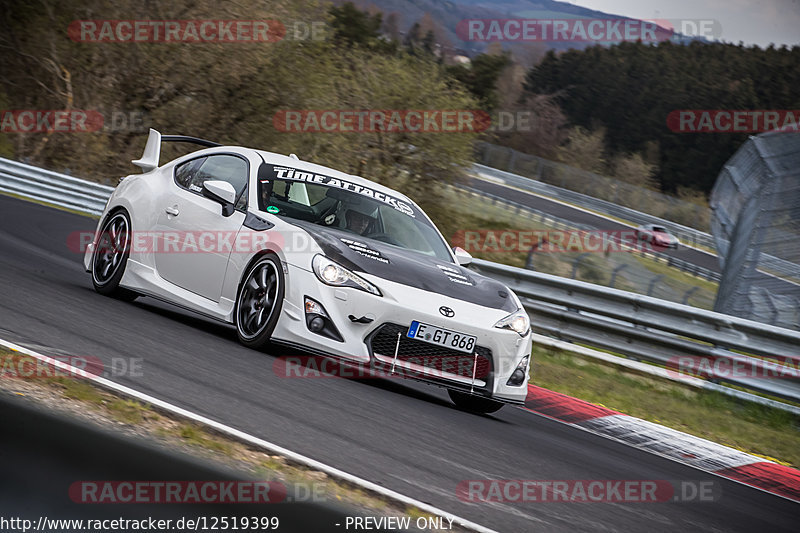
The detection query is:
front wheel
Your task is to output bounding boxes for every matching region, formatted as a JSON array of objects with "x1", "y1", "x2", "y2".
[
  {"x1": 91, "y1": 211, "x2": 137, "y2": 301},
  {"x1": 448, "y1": 390, "x2": 505, "y2": 414},
  {"x1": 235, "y1": 254, "x2": 284, "y2": 349}
]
